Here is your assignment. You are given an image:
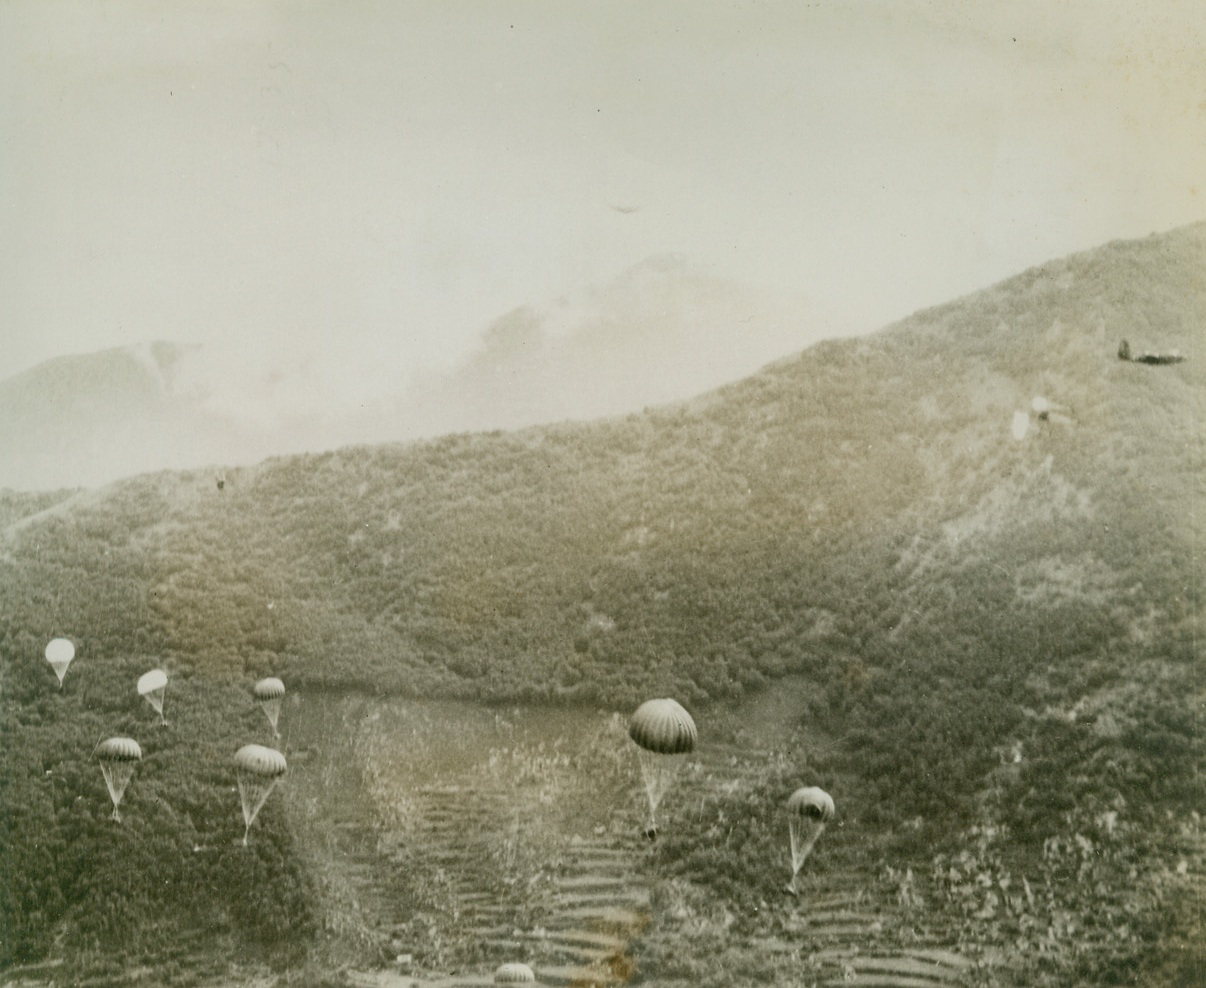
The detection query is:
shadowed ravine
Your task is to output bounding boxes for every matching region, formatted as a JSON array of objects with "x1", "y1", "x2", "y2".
[{"x1": 284, "y1": 686, "x2": 974, "y2": 987}]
